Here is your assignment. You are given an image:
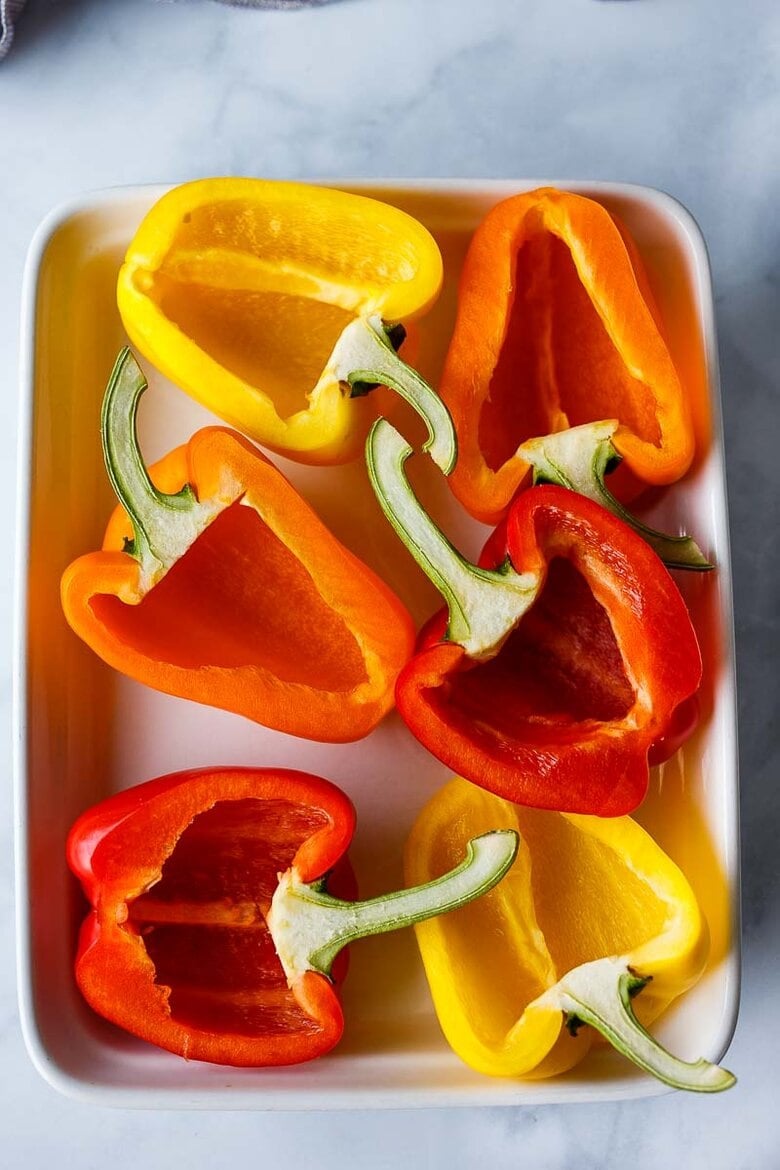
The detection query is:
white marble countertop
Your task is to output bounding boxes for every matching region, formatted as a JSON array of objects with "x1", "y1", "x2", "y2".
[{"x1": 1, "y1": 0, "x2": 777, "y2": 1165}]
